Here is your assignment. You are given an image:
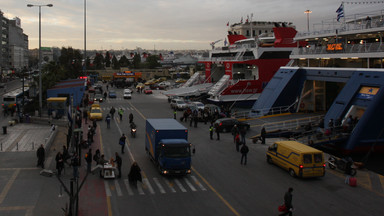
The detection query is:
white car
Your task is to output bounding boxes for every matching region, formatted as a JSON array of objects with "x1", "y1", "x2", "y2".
[
  {"x1": 171, "y1": 99, "x2": 187, "y2": 110},
  {"x1": 123, "y1": 89, "x2": 132, "y2": 99},
  {"x1": 158, "y1": 81, "x2": 171, "y2": 89},
  {"x1": 192, "y1": 102, "x2": 205, "y2": 110}
]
